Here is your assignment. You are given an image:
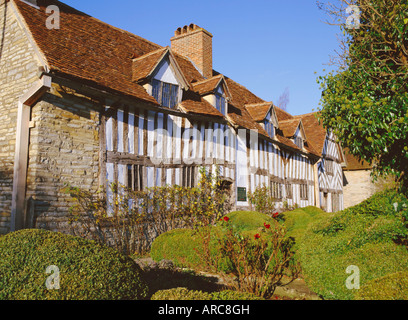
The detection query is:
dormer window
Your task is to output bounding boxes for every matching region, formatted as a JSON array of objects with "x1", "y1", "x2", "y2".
[
  {"x1": 264, "y1": 120, "x2": 275, "y2": 138},
  {"x1": 294, "y1": 136, "x2": 304, "y2": 149},
  {"x1": 152, "y1": 79, "x2": 179, "y2": 109},
  {"x1": 215, "y1": 93, "x2": 226, "y2": 115}
]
